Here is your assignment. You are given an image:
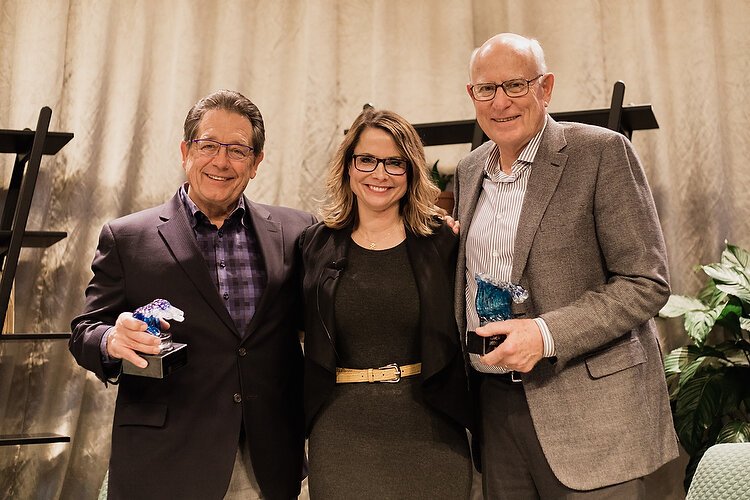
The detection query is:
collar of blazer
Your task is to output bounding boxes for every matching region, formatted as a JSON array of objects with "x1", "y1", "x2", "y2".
[{"x1": 156, "y1": 190, "x2": 286, "y2": 340}]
